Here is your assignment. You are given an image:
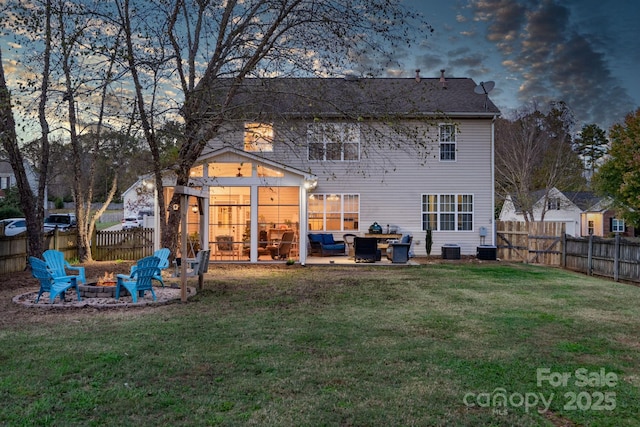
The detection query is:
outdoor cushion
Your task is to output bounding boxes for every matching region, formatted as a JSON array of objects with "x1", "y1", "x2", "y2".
[
  {"x1": 322, "y1": 243, "x2": 344, "y2": 251},
  {"x1": 321, "y1": 234, "x2": 336, "y2": 245},
  {"x1": 308, "y1": 233, "x2": 324, "y2": 243}
]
